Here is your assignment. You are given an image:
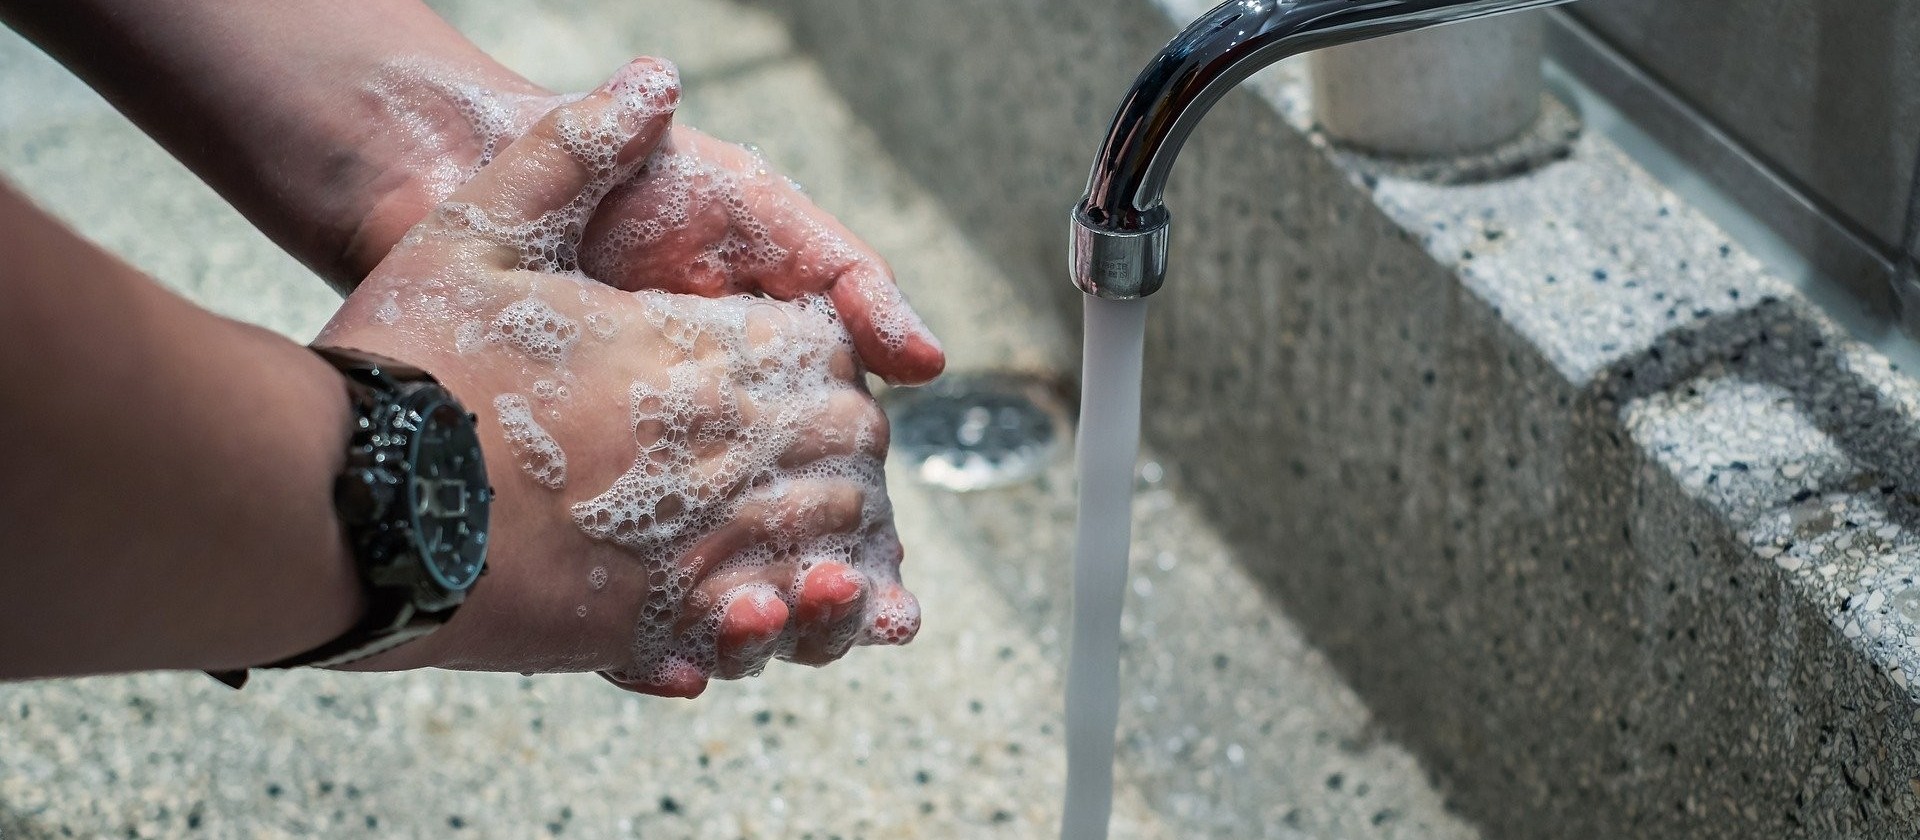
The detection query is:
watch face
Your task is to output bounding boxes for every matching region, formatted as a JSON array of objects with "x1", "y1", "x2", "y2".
[{"x1": 407, "y1": 397, "x2": 492, "y2": 592}]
